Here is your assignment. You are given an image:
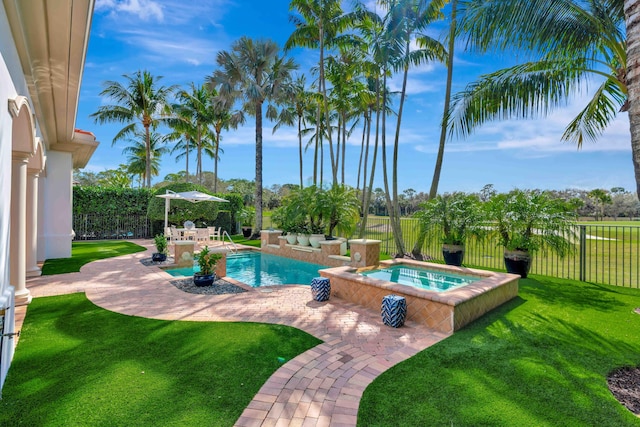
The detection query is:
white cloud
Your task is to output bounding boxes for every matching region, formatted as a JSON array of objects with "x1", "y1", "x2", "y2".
[
  {"x1": 115, "y1": 29, "x2": 223, "y2": 66},
  {"x1": 95, "y1": 0, "x2": 164, "y2": 22}
]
